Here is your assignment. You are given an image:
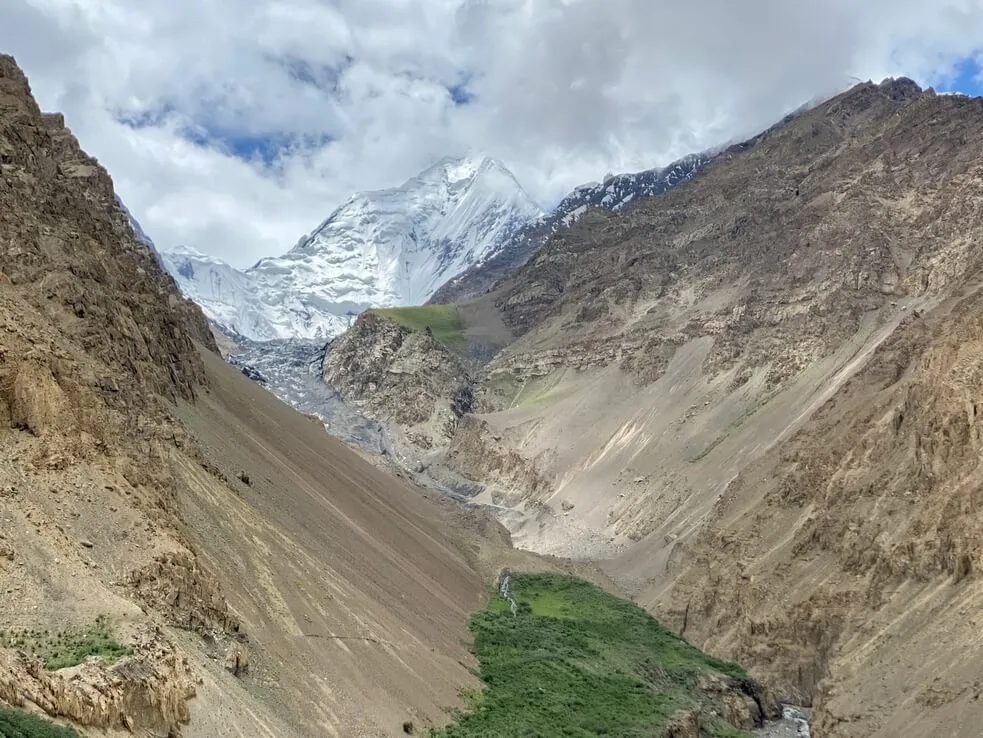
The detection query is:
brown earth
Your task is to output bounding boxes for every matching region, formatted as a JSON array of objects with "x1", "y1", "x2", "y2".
[
  {"x1": 169, "y1": 347, "x2": 493, "y2": 736},
  {"x1": 322, "y1": 77, "x2": 983, "y2": 735},
  {"x1": 647, "y1": 266, "x2": 983, "y2": 738}
]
